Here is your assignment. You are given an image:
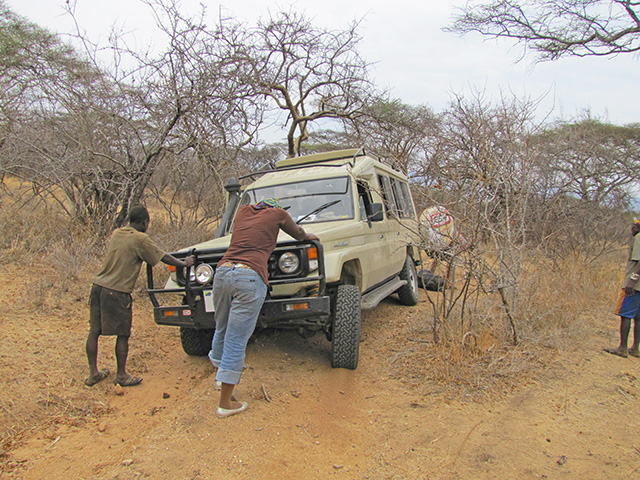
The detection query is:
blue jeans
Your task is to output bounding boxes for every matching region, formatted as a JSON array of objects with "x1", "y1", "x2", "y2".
[{"x1": 208, "y1": 266, "x2": 267, "y2": 384}]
